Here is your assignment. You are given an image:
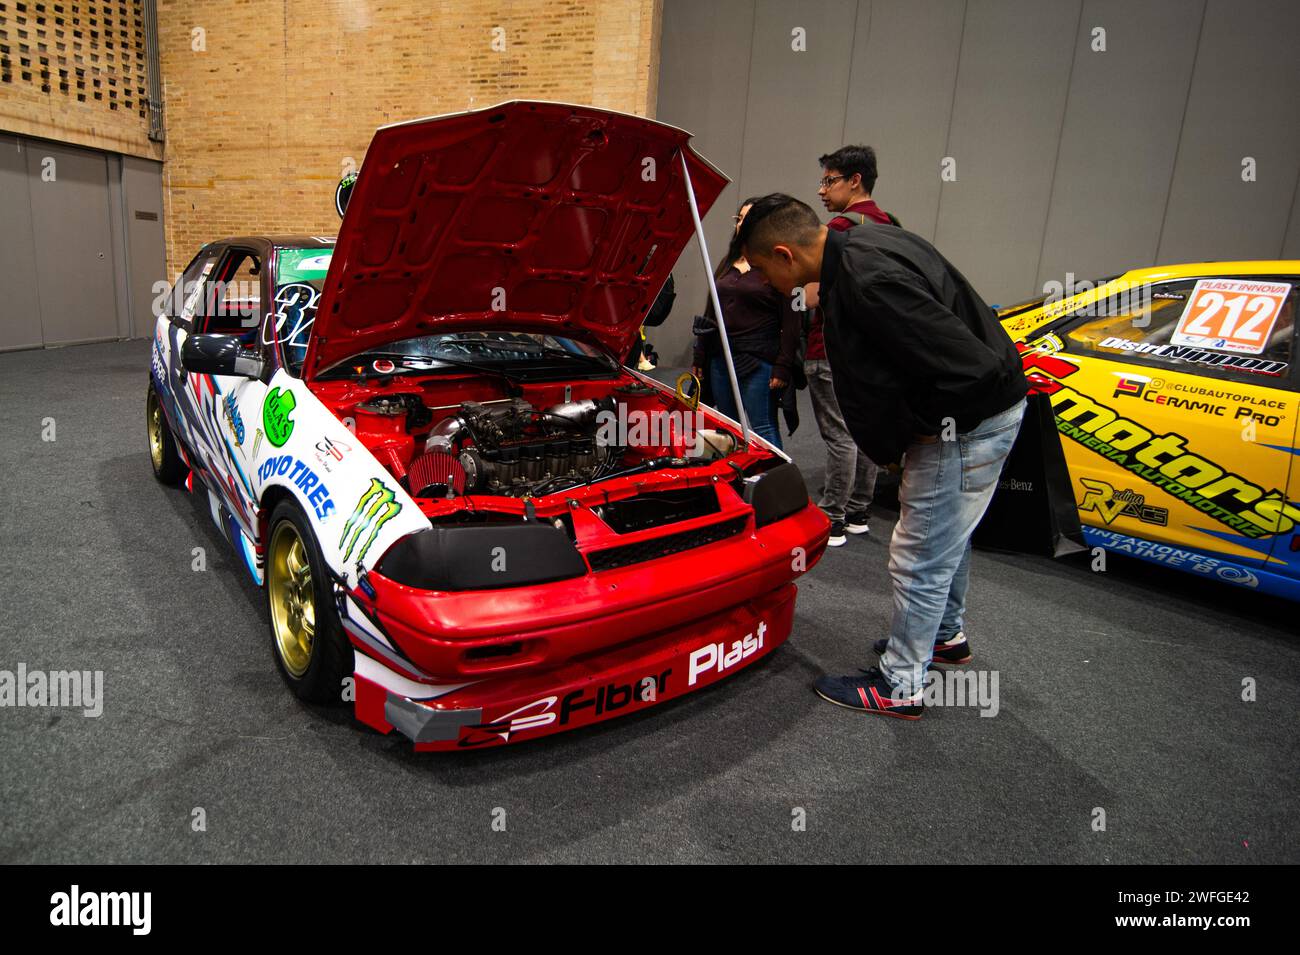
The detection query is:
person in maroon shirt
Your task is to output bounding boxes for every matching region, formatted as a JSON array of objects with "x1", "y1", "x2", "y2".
[
  {"x1": 804, "y1": 145, "x2": 898, "y2": 545},
  {"x1": 692, "y1": 198, "x2": 802, "y2": 450}
]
